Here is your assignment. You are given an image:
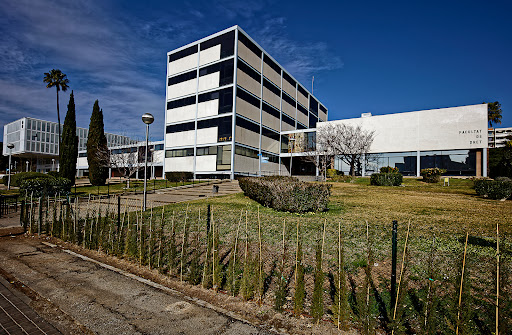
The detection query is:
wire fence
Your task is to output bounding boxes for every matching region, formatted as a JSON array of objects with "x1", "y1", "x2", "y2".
[{"x1": 19, "y1": 196, "x2": 512, "y2": 333}]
